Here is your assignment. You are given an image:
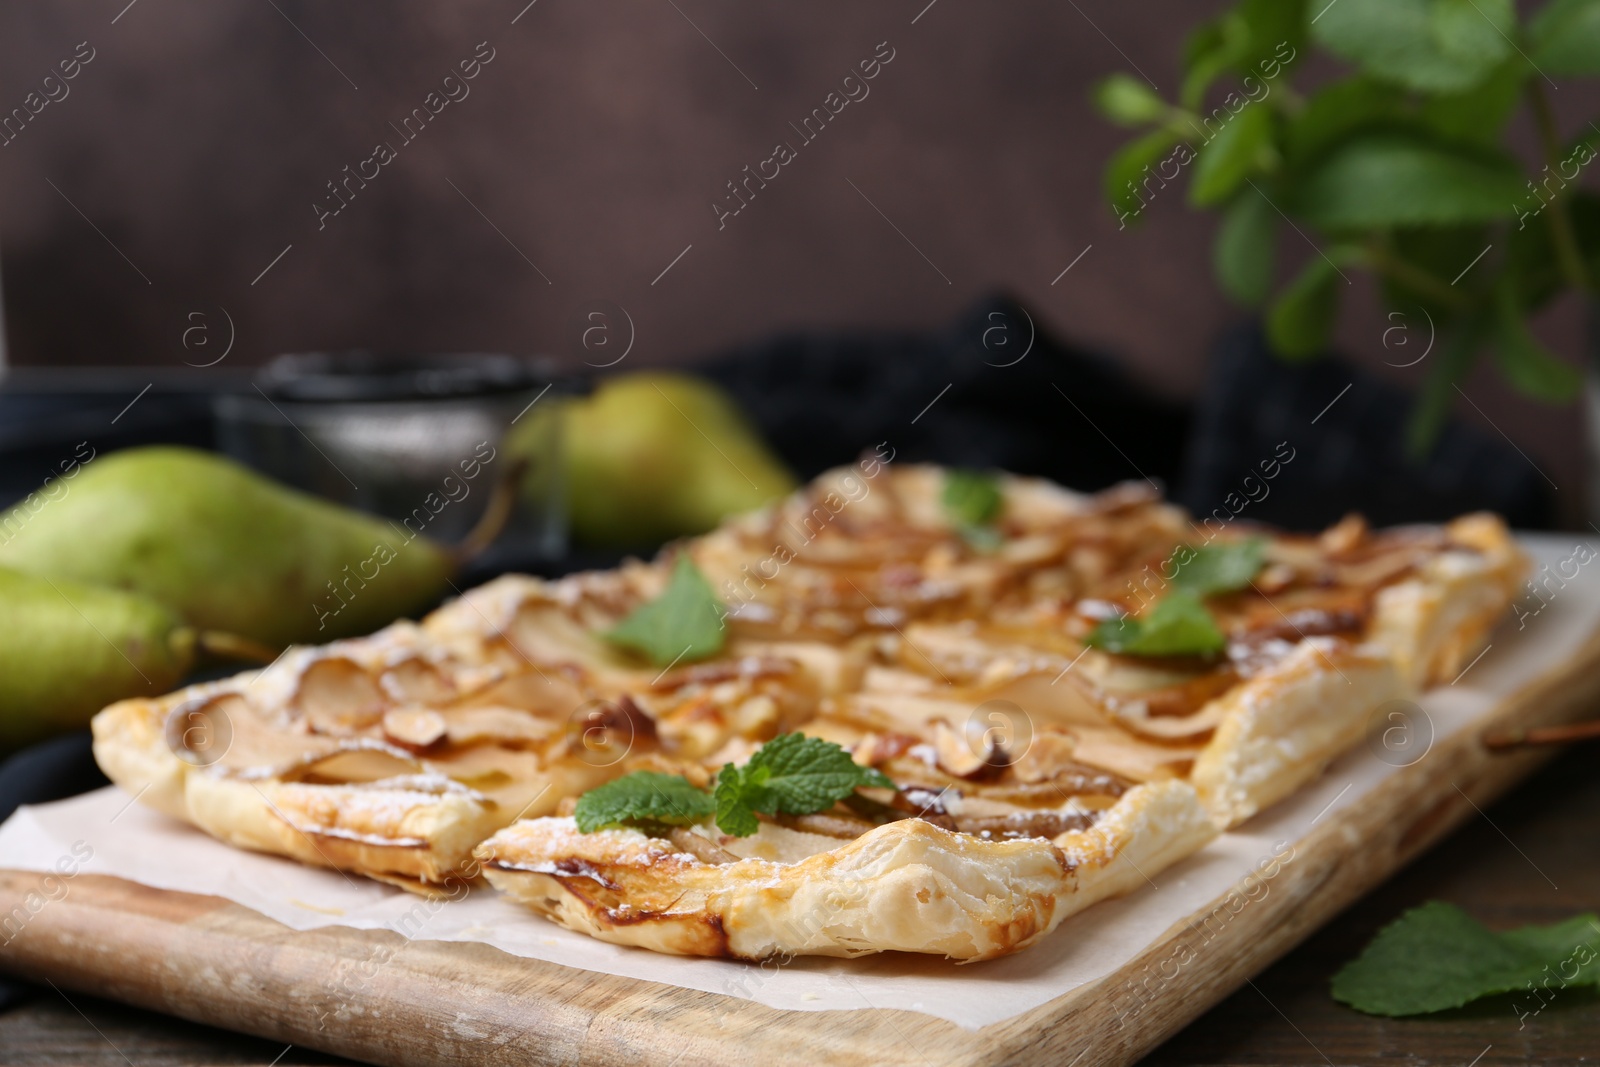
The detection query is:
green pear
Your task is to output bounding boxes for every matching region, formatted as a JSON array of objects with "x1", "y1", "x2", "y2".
[
  {"x1": 0, "y1": 447, "x2": 455, "y2": 648},
  {"x1": 556, "y1": 373, "x2": 796, "y2": 545},
  {"x1": 0, "y1": 567, "x2": 195, "y2": 750}
]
